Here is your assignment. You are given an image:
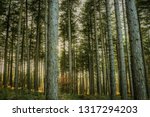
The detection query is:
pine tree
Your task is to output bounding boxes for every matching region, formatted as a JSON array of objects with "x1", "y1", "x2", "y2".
[
  {"x1": 114, "y1": 0, "x2": 127, "y2": 99},
  {"x1": 126, "y1": 0, "x2": 147, "y2": 99},
  {"x1": 46, "y1": 0, "x2": 59, "y2": 100},
  {"x1": 106, "y1": 0, "x2": 116, "y2": 99}
]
